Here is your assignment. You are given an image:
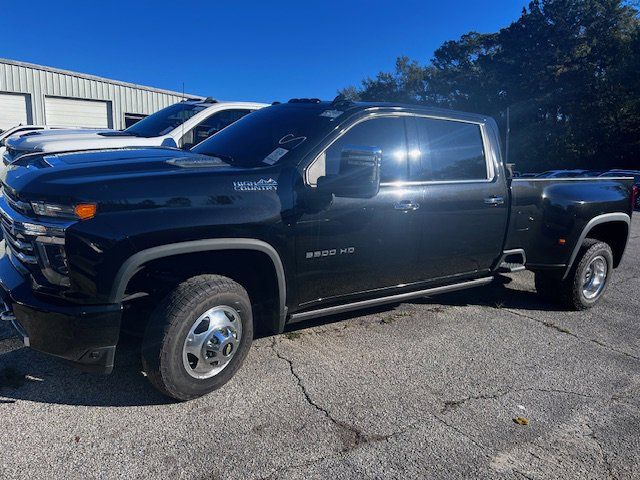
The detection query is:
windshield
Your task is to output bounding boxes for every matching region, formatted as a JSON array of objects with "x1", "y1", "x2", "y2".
[
  {"x1": 192, "y1": 105, "x2": 336, "y2": 167},
  {"x1": 125, "y1": 103, "x2": 207, "y2": 137}
]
